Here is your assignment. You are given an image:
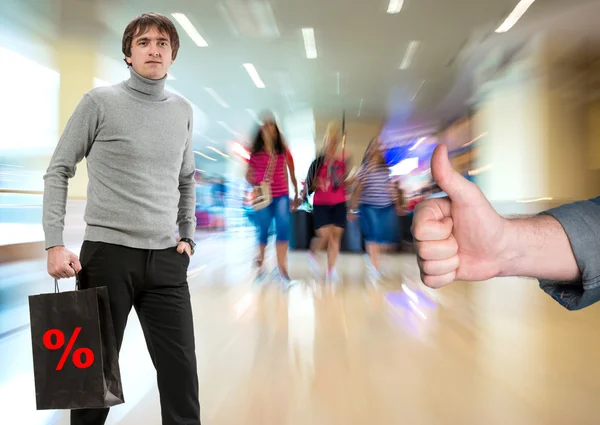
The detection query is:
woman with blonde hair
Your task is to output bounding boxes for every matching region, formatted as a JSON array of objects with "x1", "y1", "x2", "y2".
[{"x1": 301, "y1": 122, "x2": 349, "y2": 282}]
